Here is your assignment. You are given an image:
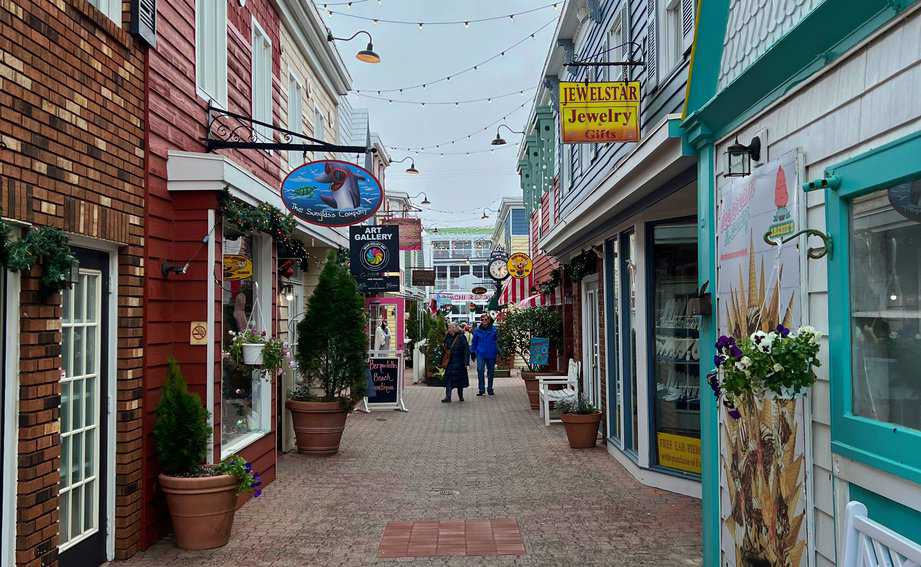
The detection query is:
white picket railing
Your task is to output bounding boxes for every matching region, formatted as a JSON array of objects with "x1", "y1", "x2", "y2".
[{"x1": 843, "y1": 501, "x2": 921, "y2": 567}]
